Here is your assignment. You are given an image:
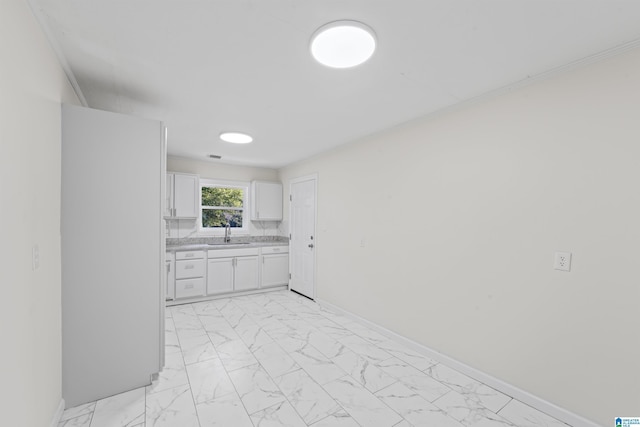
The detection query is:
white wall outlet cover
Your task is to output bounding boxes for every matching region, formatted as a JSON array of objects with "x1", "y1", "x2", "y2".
[
  {"x1": 32, "y1": 244, "x2": 40, "y2": 271},
  {"x1": 554, "y1": 251, "x2": 571, "y2": 271}
]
